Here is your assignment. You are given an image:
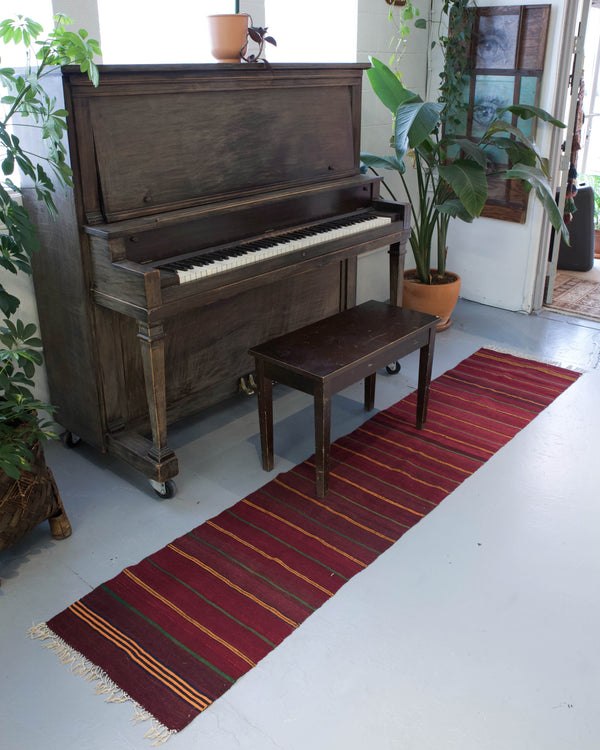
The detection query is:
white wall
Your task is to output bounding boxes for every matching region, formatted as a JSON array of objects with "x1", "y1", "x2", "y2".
[
  {"x1": 356, "y1": 0, "x2": 430, "y2": 303},
  {"x1": 51, "y1": 0, "x2": 101, "y2": 39}
]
